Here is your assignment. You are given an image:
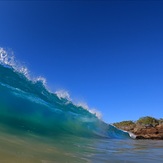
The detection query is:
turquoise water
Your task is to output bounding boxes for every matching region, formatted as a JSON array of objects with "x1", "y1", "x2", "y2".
[
  {"x1": 0, "y1": 129, "x2": 163, "y2": 162},
  {"x1": 0, "y1": 50, "x2": 163, "y2": 162}
]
